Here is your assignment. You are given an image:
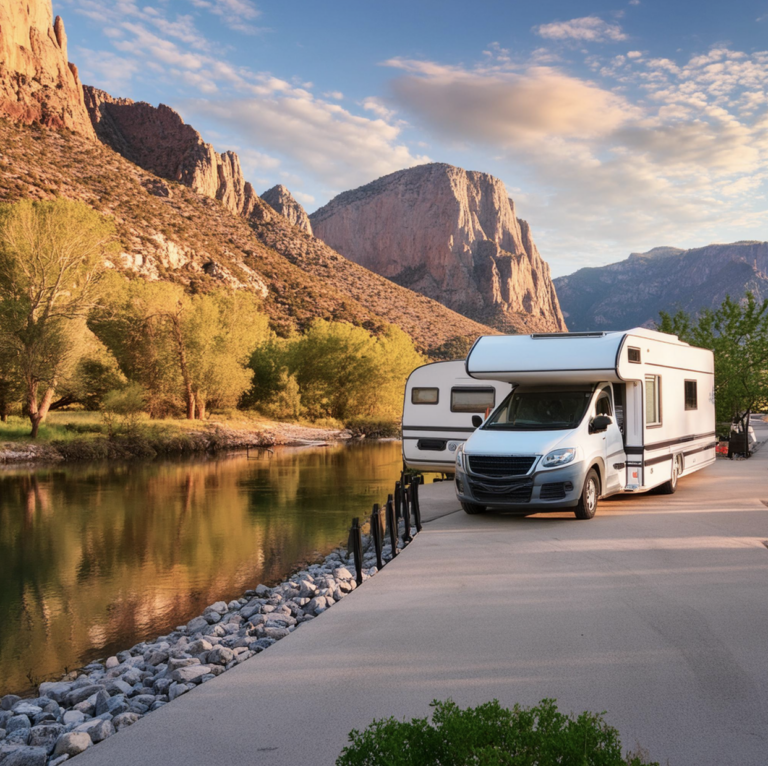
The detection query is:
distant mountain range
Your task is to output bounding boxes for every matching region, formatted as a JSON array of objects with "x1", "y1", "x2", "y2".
[{"x1": 554, "y1": 242, "x2": 768, "y2": 331}]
